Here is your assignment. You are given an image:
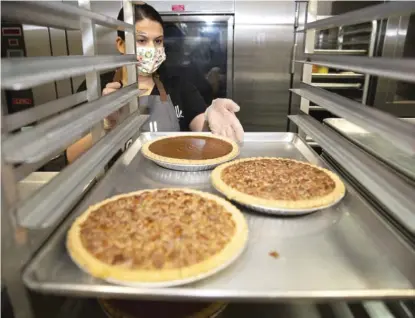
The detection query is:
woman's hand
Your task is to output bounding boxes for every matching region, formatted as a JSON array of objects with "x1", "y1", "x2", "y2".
[
  {"x1": 205, "y1": 98, "x2": 244, "y2": 142},
  {"x1": 102, "y1": 82, "x2": 122, "y2": 131}
]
